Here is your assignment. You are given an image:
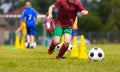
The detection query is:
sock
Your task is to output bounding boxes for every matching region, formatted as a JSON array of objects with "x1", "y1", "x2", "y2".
[
  {"x1": 50, "y1": 41, "x2": 57, "y2": 49},
  {"x1": 57, "y1": 44, "x2": 68, "y2": 57}
]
